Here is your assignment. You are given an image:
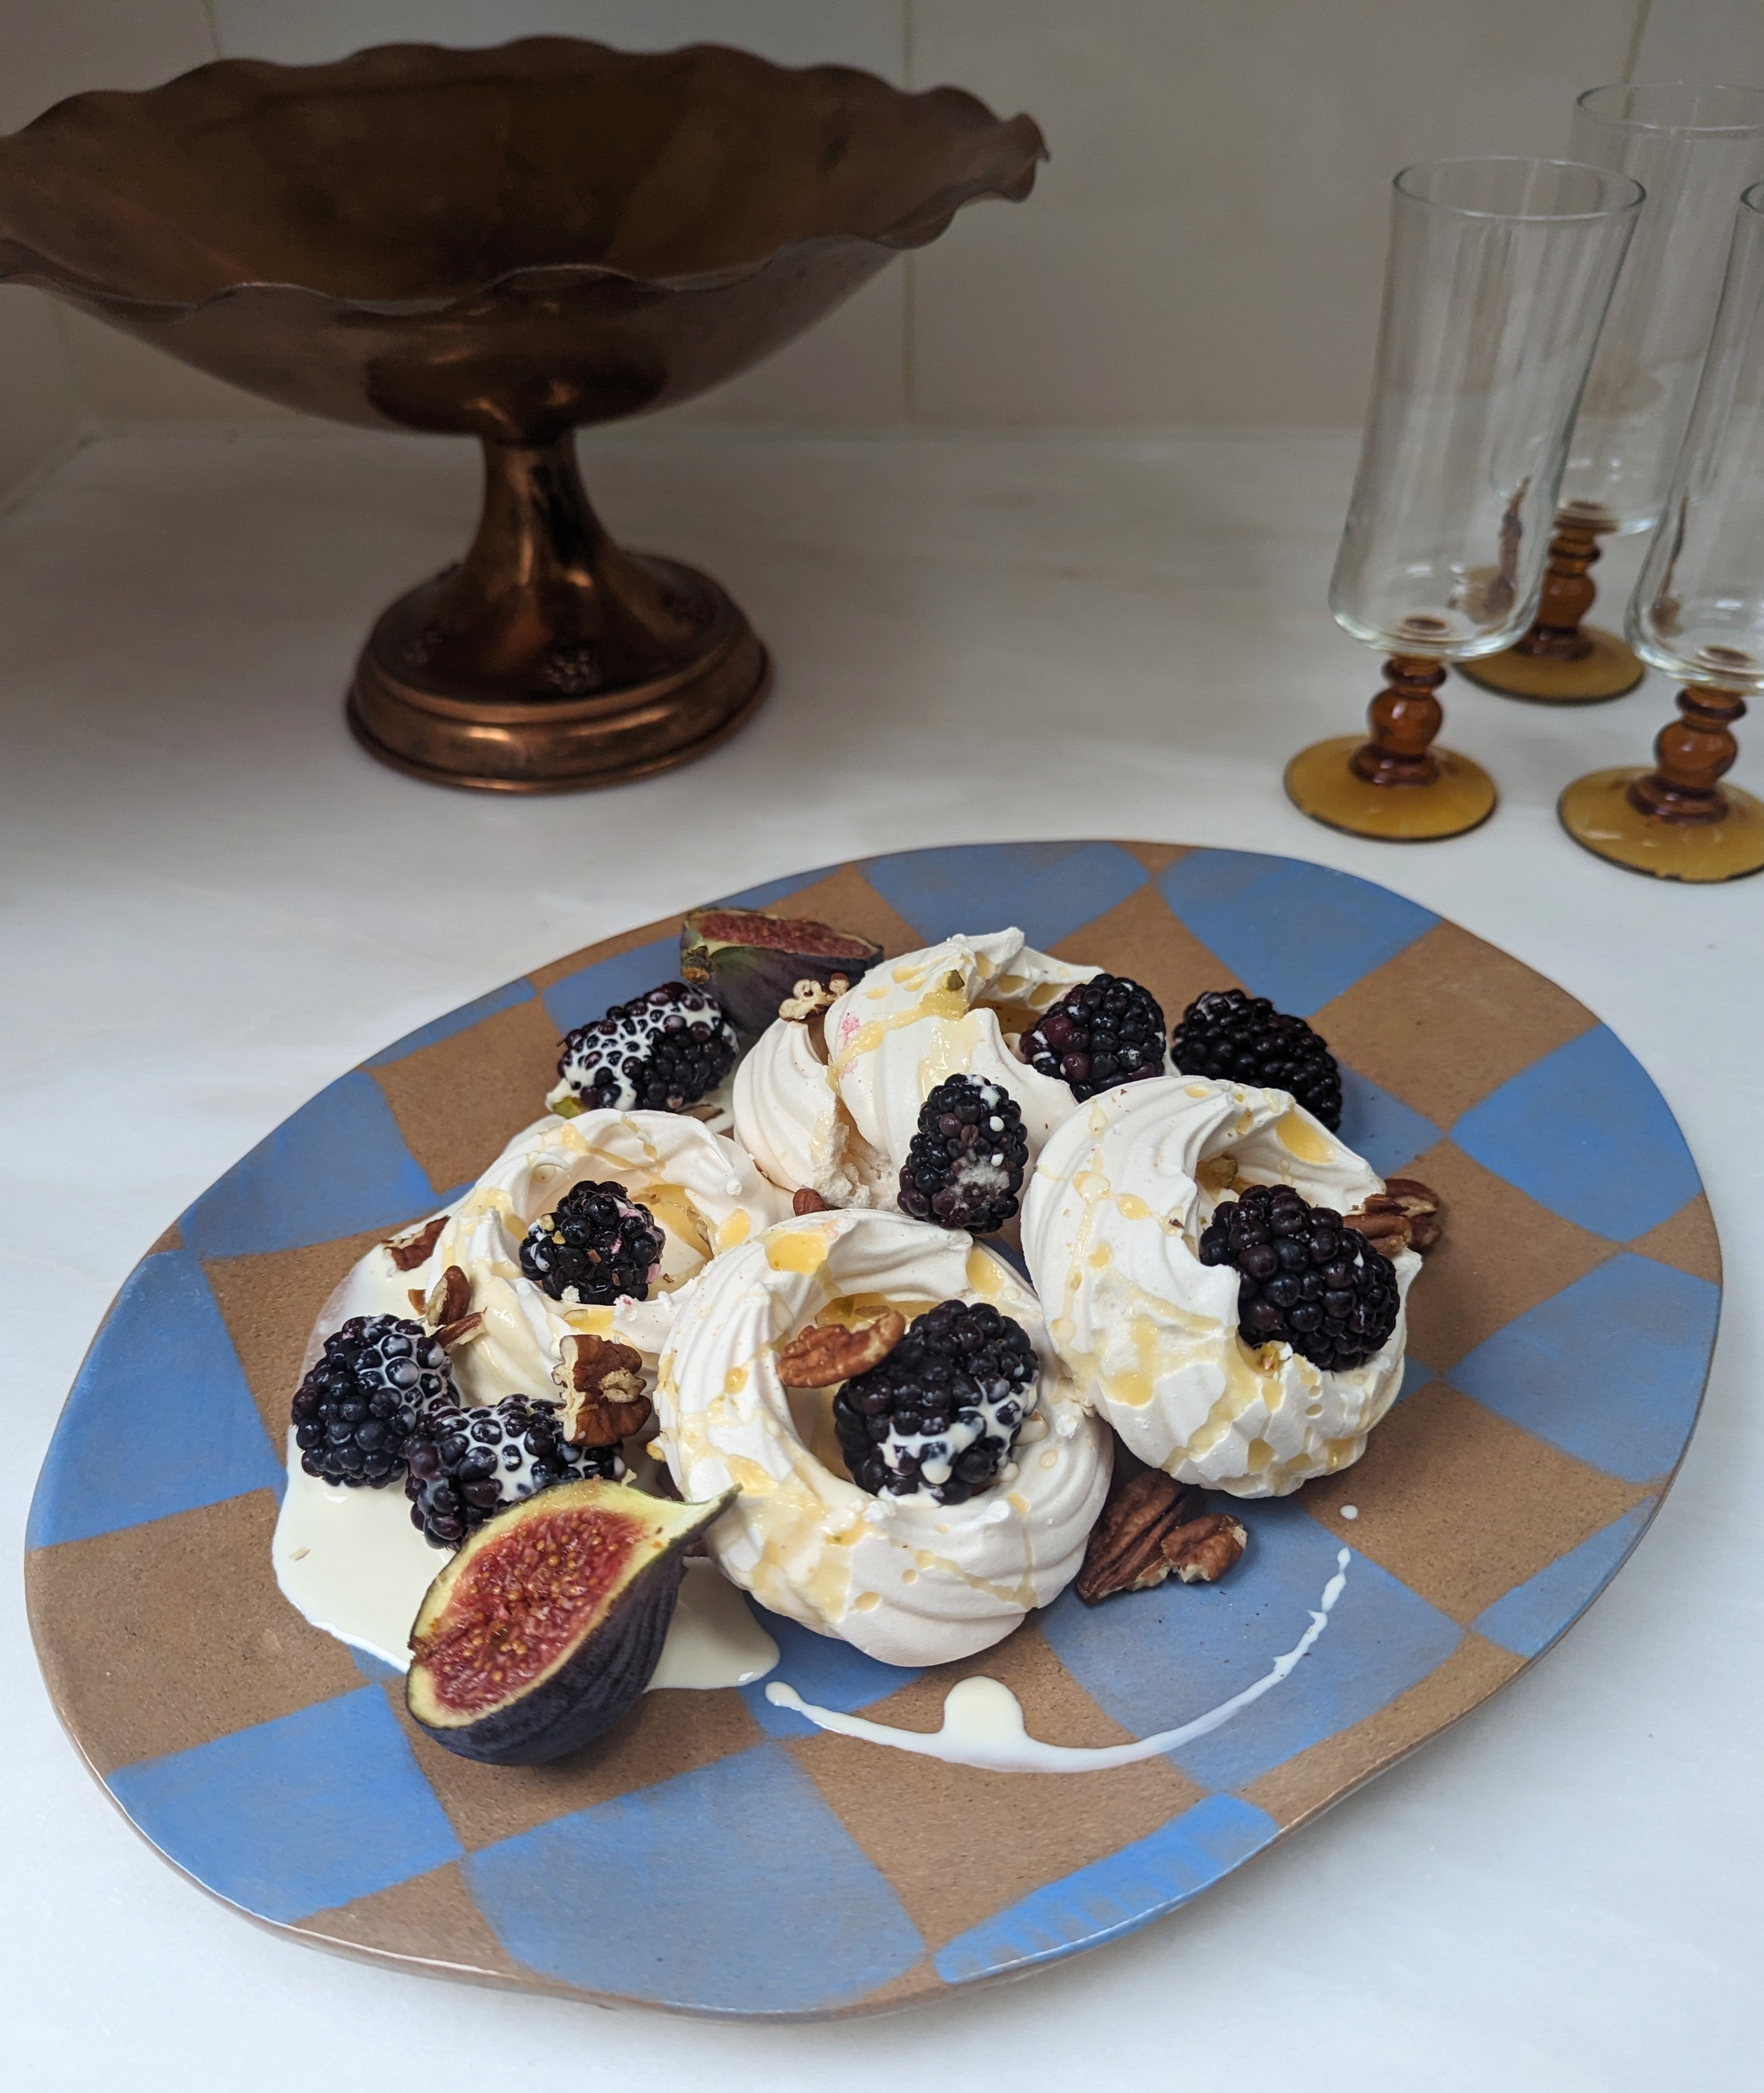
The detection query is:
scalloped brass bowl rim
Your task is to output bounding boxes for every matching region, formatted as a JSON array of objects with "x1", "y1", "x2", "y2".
[{"x1": 0, "y1": 36, "x2": 1048, "y2": 320}]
